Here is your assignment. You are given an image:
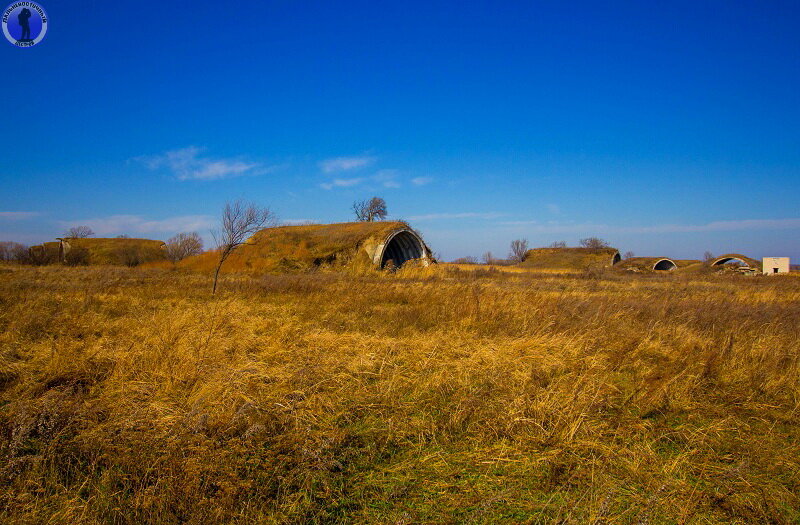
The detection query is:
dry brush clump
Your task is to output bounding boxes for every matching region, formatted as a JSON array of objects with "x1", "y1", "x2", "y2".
[{"x1": 0, "y1": 266, "x2": 799, "y2": 523}]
